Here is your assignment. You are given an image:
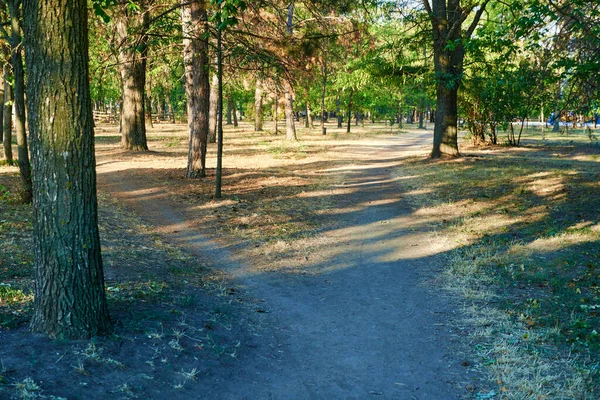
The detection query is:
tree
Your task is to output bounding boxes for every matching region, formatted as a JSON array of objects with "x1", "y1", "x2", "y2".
[
  {"x1": 7, "y1": 0, "x2": 32, "y2": 203},
  {"x1": 254, "y1": 79, "x2": 263, "y2": 131},
  {"x1": 1, "y1": 52, "x2": 11, "y2": 162},
  {"x1": 212, "y1": 0, "x2": 246, "y2": 198},
  {"x1": 182, "y1": 0, "x2": 210, "y2": 178},
  {"x1": 23, "y1": 0, "x2": 112, "y2": 339},
  {"x1": 422, "y1": 0, "x2": 489, "y2": 158},
  {"x1": 115, "y1": 2, "x2": 150, "y2": 151}
]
